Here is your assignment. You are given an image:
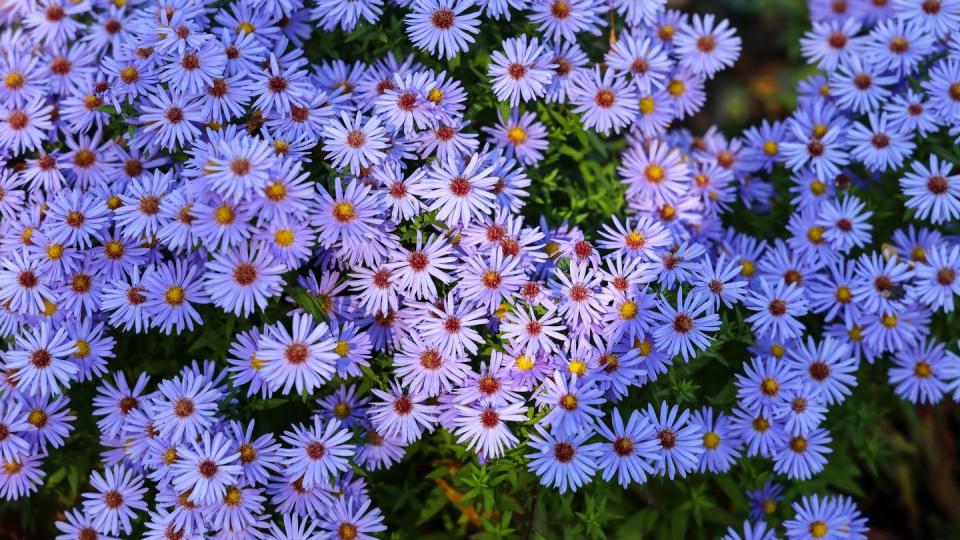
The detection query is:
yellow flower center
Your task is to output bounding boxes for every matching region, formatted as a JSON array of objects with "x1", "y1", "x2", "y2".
[
  {"x1": 214, "y1": 204, "x2": 235, "y2": 225},
  {"x1": 639, "y1": 96, "x2": 655, "y2": 115},
  {"x1": 506, "y1": 126, "x2": 526, "y2": 145},
  {"x1": 762, "y1": 140, "x2": 778, "y2": 155},
  {"x1": 619, "y1": 300, "x2": 638, "y2": 320},
  {"x1": 75, "y1": 339, "x2": 90, "y2": 359},
  {"x1": 335, "y1": 339, "x2": 350, "y2": 357},
  {"x1": 703, "y1": 431, "x2": 721, "y2": 449},
  {"x1": 515, "y1": 354, "x2": 534, "y2": 371},
  {"x1": 567, "y1": 359, "x2": 586, "y2": 377},
  {"x1": 46, "y1": 243, "x2": 64, "y2": 260},
  {"x1": 274, "y1": 229, "x2": 295, "y2": 247},
  {"x1": 165, "y1": 286, "x2": 185, "y2": 305}
]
